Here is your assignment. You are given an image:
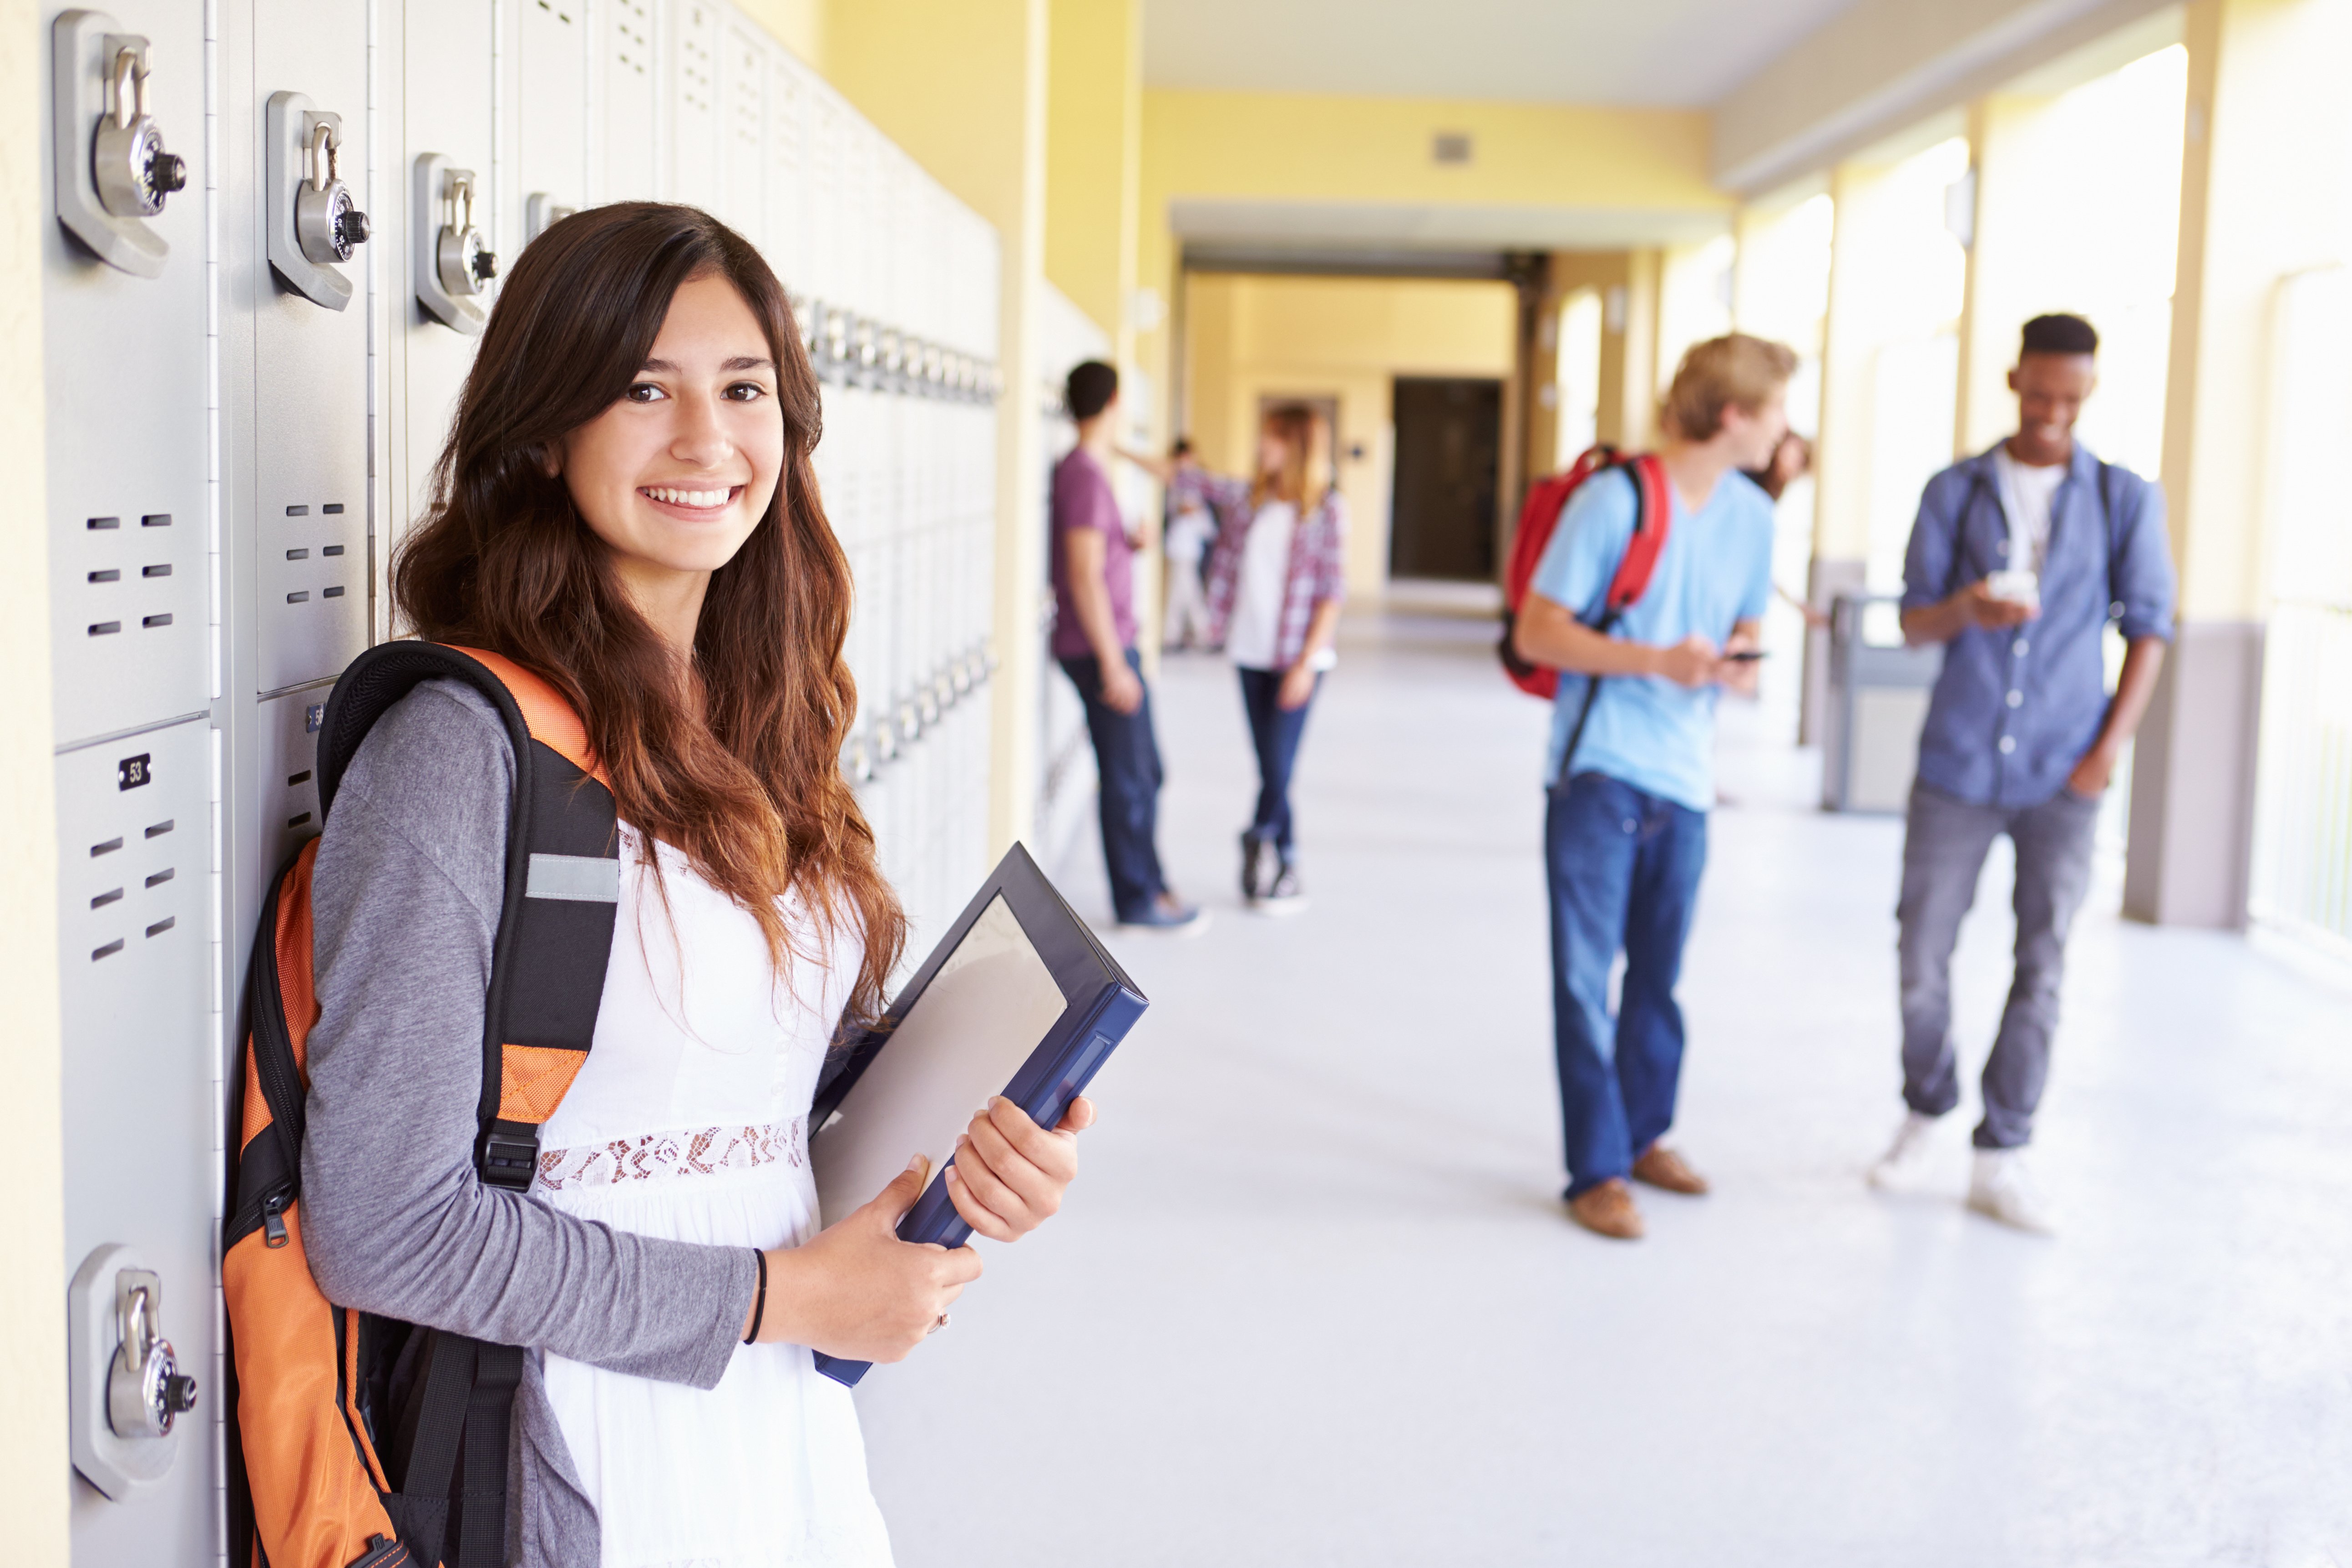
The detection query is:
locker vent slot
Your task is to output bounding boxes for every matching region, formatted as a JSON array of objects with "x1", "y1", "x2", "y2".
[
  {"x1": 89, "y1": 621, "x2": 121, "y2": 636},
  {"x1": 287, "y1": 771, "x2": 312, "y2": 786},
  {"x1": 323, "y1": 503, "x2": 345, "y2": 514},
  {"x1": 91, "y1": 837, "x2": 123, "y2": 857},
  {"x1": 91, "y1": 888, "x2": 123, "y2": 909},
  {"x1": 145, "y1": 820, "x2": 174, "y2": 838},
  {"x1": 92, "y1": 939, "x2": 124, "y2": 960},
  {"x1": 324, "y1": 586, "x2": 346, "y2": 599},
  {"x1": 289, "y1": 812, "x2": 314, "y2": 829},
  {"x1": 286, "y1": 548, "x2": 309, "y2": 560},
  {"x1": 146, "y1": 868, "x2": 175, "y2": 888},
  {"x1": 143, "y1": 564, "x2": 172, "y2": 578},
  {"x1": 286, "y1": 505, "x2": 310, "y2": 517},
  {"x1": 323, "y1": 545, "x2": 345, "y2": 556},
  {"x1": 141, "y1": 514, "x2": 170, "y2": 527},
  {"x1": 287, "y1": 592, "x2": 310, "y2": 604},
  {"x1": 89, "y1": 569, "x2": 121, "y2": 583},
  {"x1": 146, "y1": 917, "x2": 176, "y2": 938},
  {"x1": 143, "y1": 614, "x2": 173, "y2": 629},
  {"x1": 88, "y1": 516, "x2": 120, "y2": 530}
]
